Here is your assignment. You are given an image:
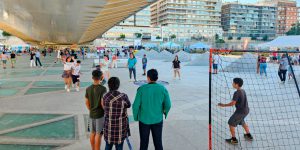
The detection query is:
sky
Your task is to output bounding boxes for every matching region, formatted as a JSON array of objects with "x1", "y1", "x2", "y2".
[{"x1": 224, "y1": 0, "x2": 300, "y2": 6}]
